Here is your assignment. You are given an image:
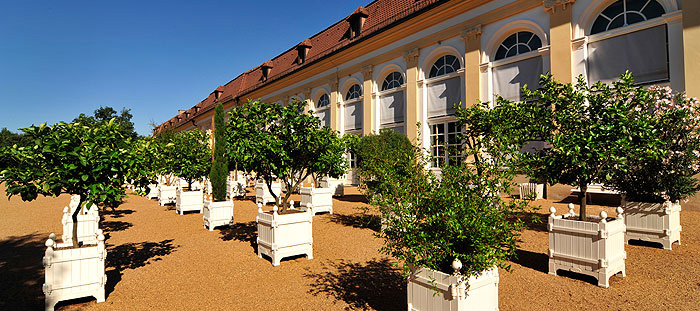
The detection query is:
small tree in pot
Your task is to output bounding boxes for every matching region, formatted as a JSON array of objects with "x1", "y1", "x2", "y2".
[
  {"x1": 225, "y1": 99, "x2": 346, "y2": 210},
  {"x1": 172, "y1": 129, "x2": 211, "y2": 190},
  {"x1": 0, "y1": 119, "x2": 147, "y2": 309},
  {"x1": 203, "y1": 103, "x2": 234, "y2": 230},
  {"x1": 609, "y1": 86, "x2": 700, "y2": 249},
  {"x1": 372, "y1": 99, "x2": 531, "y2": 308},
  {"x1": 526, "y1": 73, "x2": 661, "y2": 286}
]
